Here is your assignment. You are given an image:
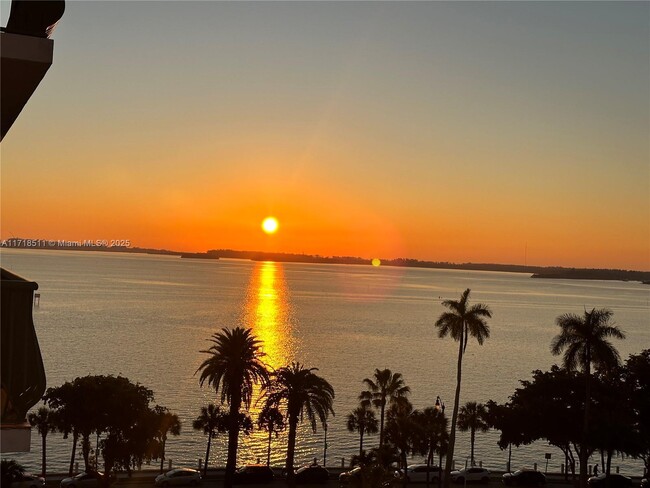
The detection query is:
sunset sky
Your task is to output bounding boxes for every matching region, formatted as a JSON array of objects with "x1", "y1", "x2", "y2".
[{"x1": 2, "y1": 2, "x2": 648, "y2": 270}]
